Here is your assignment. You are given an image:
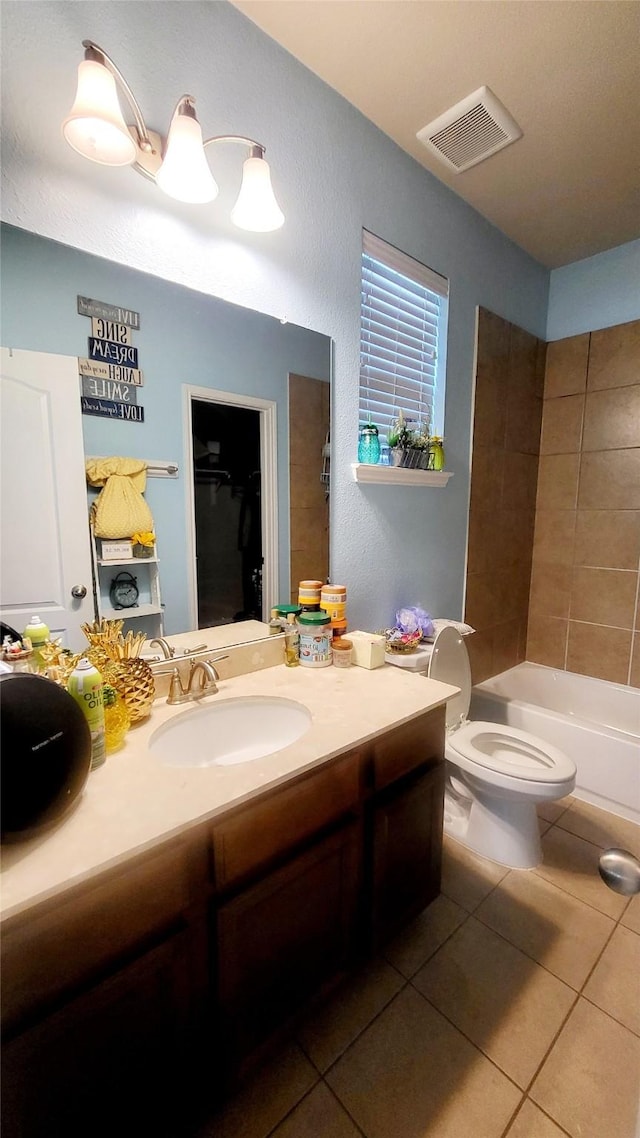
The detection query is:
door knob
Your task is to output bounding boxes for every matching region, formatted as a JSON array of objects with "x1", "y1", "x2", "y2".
[{"x1": 71, "y1": 584, "x2": 87, "y2": 599}]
